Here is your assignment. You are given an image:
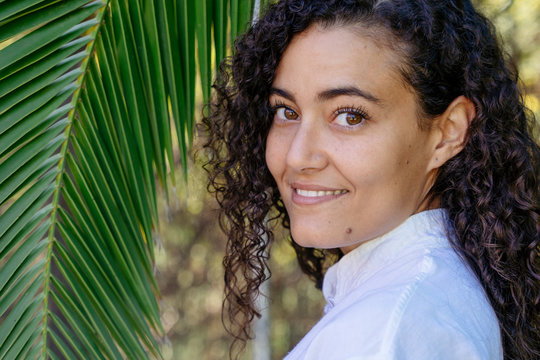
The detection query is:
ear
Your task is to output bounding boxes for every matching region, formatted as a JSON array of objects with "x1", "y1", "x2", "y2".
[{"x1": 428, "y1": 96, "x2": 475, "y2": 170}]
